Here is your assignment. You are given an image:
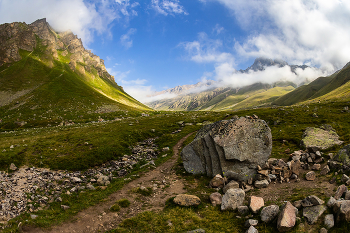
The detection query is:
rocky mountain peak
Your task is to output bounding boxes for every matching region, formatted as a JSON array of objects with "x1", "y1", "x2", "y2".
[{"x1": 0, "y1": 19, "x2": 114, "y2": 83}]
